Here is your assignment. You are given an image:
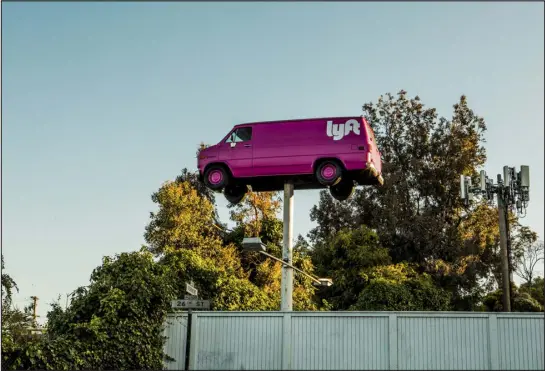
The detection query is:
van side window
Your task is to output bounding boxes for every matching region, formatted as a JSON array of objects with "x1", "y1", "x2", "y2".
[{"x1": 226, "y1": 127, "x2": 252, "y2": 143}]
